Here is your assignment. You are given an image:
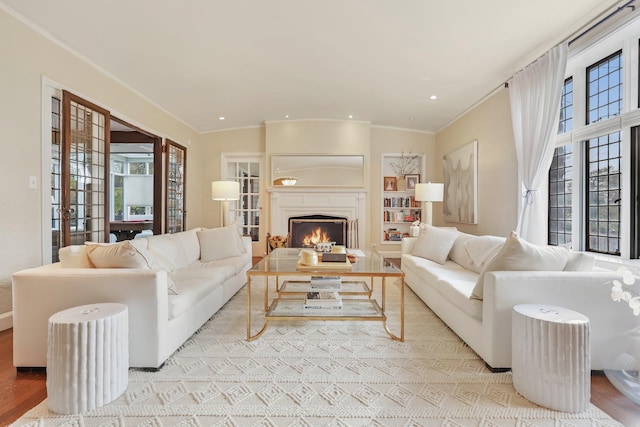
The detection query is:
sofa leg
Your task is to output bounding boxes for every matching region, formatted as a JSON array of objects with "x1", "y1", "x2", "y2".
[
  {"x1": 16, "y1": 367, "x2": 46, "y2": 373},
  {"x1": 485, "y1": 363, "x2": 510, "y2": 373}
]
